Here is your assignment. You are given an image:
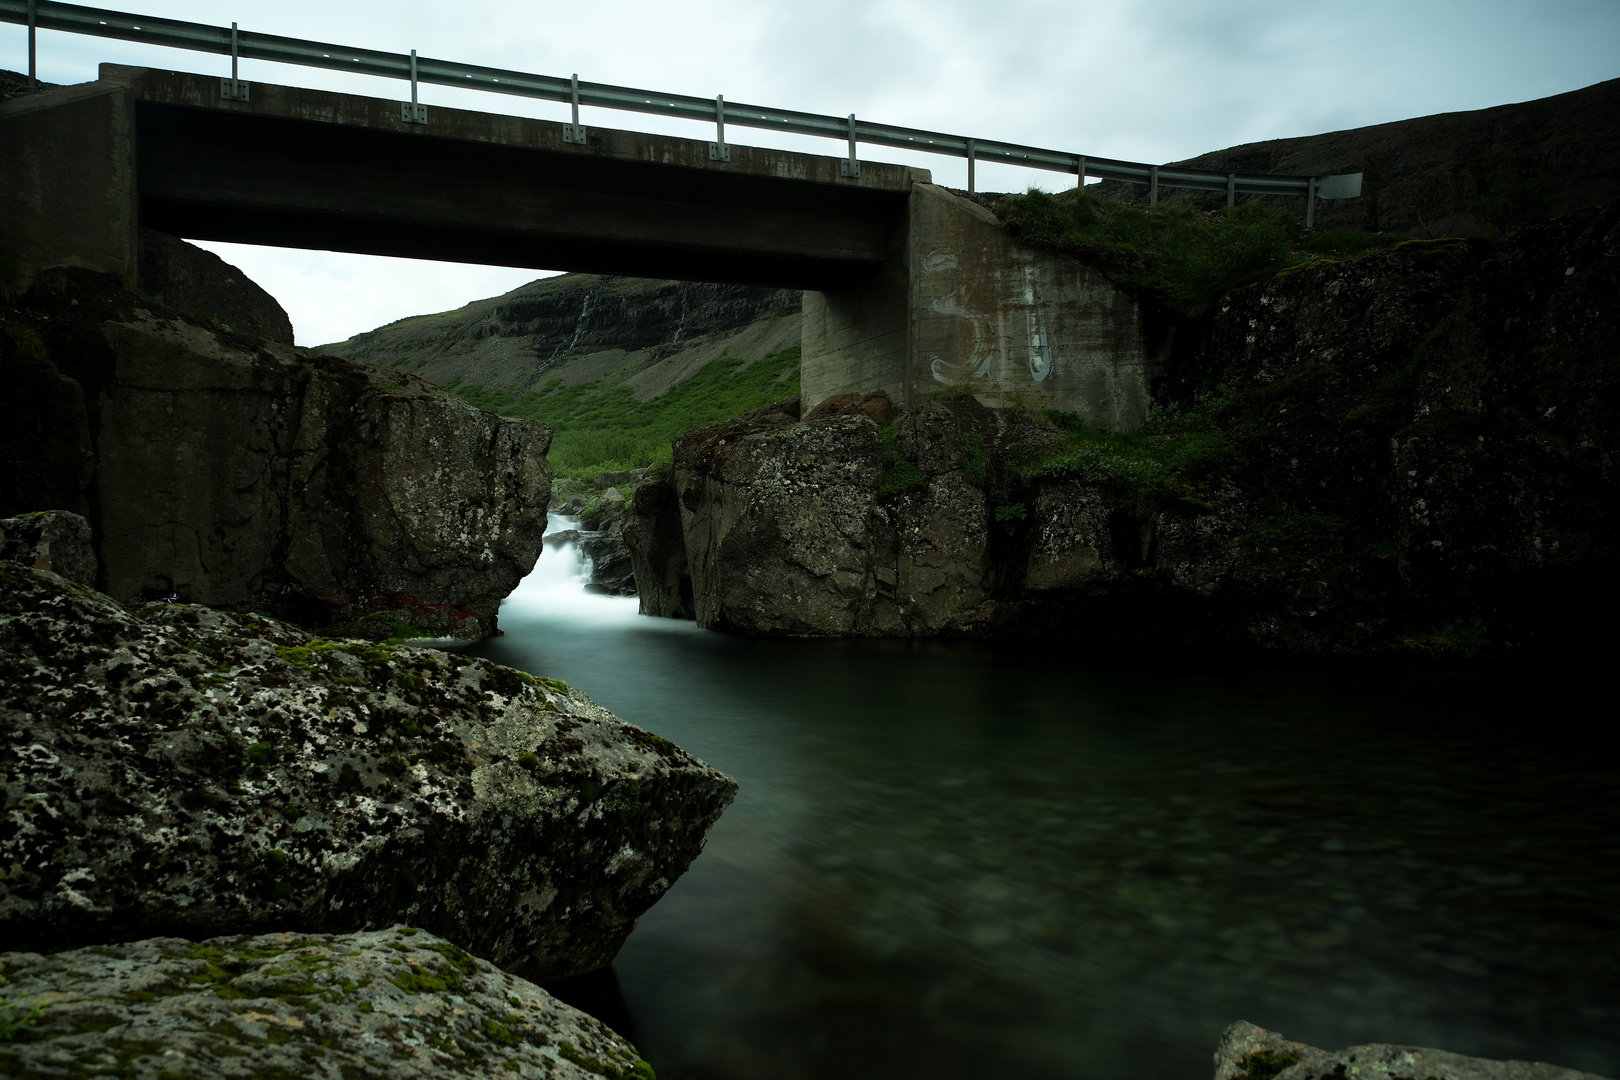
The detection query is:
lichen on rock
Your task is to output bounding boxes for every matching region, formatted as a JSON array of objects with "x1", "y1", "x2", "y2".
[
  {"x1": 0, "y1": 561, "x2": 737, "y2": 981},
  {"x1": 0, "y1": 926, "x2": 657, "y2": 1079}
]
